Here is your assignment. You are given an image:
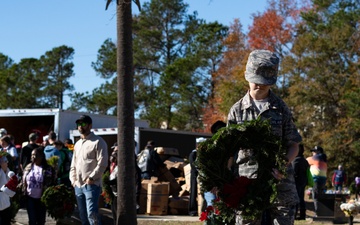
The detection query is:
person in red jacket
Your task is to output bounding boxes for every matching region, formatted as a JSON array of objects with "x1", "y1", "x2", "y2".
[{"x1": 332, "y1": 164, "x2": 347, "y2": 192}]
